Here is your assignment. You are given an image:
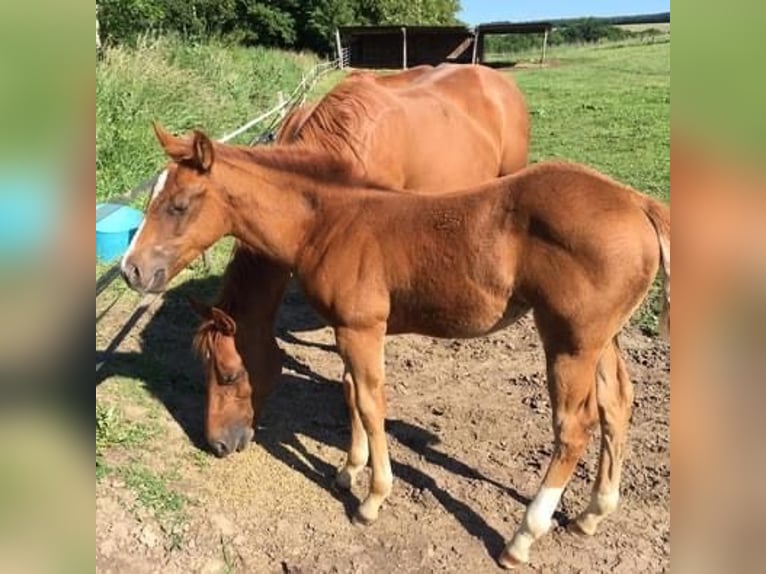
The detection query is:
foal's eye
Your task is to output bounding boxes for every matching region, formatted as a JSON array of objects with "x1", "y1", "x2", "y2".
[
  {"x1": 222, "y1": 373, "x2": 238, "y2": 384},
  {"x1": 168, "y1": 198, "x2": 189, "y2": 215}
]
